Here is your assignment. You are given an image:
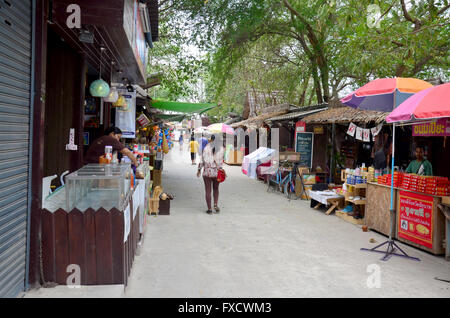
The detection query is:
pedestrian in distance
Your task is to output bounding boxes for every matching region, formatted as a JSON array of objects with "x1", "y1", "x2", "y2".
[
  {"x1": 189, "y1": 136, "x2": 199, "y2": 165},
  {"x1": 179, "y1": 134, "x2": 183, "y2": 151},
  {"x1": 197, "y1": 134, "x2": 224, "y2": 214}
]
